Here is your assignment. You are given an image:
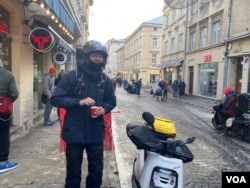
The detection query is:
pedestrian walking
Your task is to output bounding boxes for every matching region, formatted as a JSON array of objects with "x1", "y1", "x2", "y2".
[
  {"x1": 152, "y1": 80, "x2": 160, "y2": 97},
  {"x1": 172, "y1": 80, "x2": 179, "y2": 97},
  {"x1": 179, "y1": 79, "x2": 186, "y2": 97},
  {"x1": 43, "y1": 66, "x2": 56, "y2": 126},
  {"x1": 135, "y1": 79, "x2": 142, "y2": 96},
  {"x1": 50, "y1": 40, "x2": 116, "y2": 188},
  {"x1": 163, "y1": 80, "x2": 169, "y2": 98},
  {"x1": 158, "y1": 79, "x2": 165, "y2": 100},
  {"x1": 0, "y1": 55, "x2": 19, "y2": 173},
  {"x1": 55, "y1": 69, "x2": 65, "y2": 87},
  {"x1": 122, "y1": 79, "x2": 128, "y2": 90},
  {"x1": 112, "y1": 78, "x2": 117, "y2": 93}
]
